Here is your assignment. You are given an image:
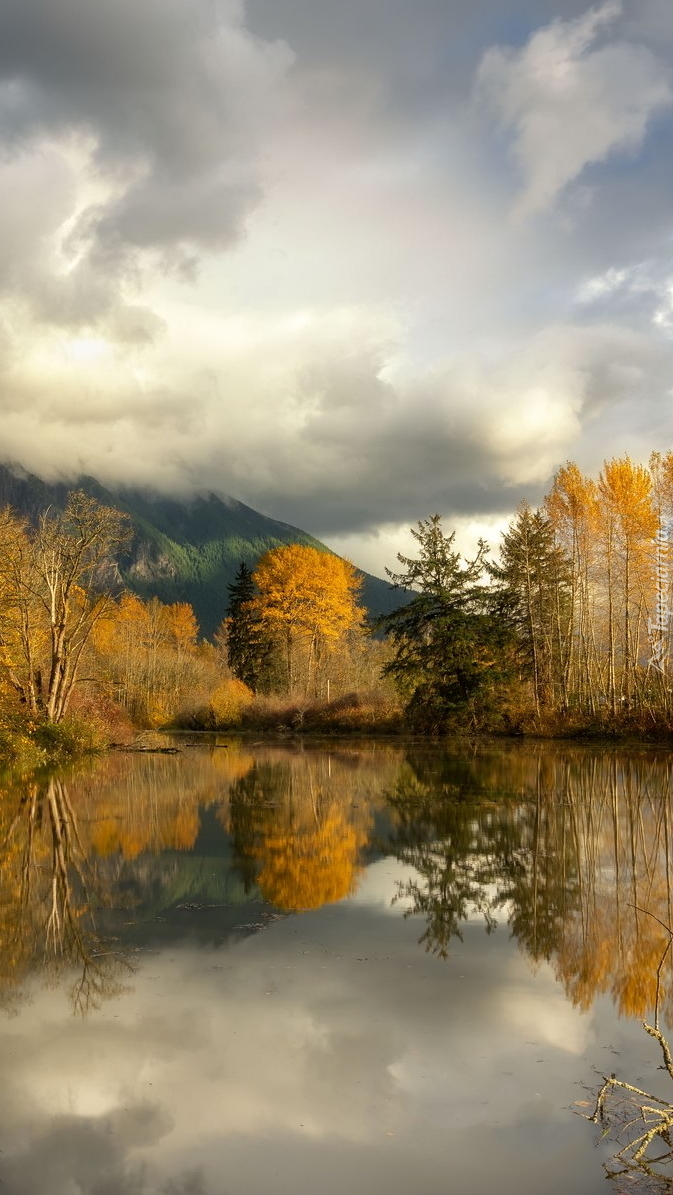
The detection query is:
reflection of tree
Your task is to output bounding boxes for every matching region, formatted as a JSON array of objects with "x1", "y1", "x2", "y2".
[
  {"x1": 227, "y1": 752, "x2": 372, "y2": 910},
  {"x1": 11, "y1": 738, "x2": 673, "y2": 1032},
  {"x1": 0, "y1": 742, "x2": 400, "y2": 1011},
  {"x1": 0, "y1": 775, "x2": 130, "y2": 1014},
  {"x1": 382, "y1": 745, "x2": 673, "y2": 1021},
  {"x1": 384, "y1": 753, "x2": 531, "y2": 958},
  {"x1": 84, "y1": 748, "x2": 253, "y2": 859},
  {"x1": 552, "y1": 753, "x2": 673, "y2": 1020}
]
